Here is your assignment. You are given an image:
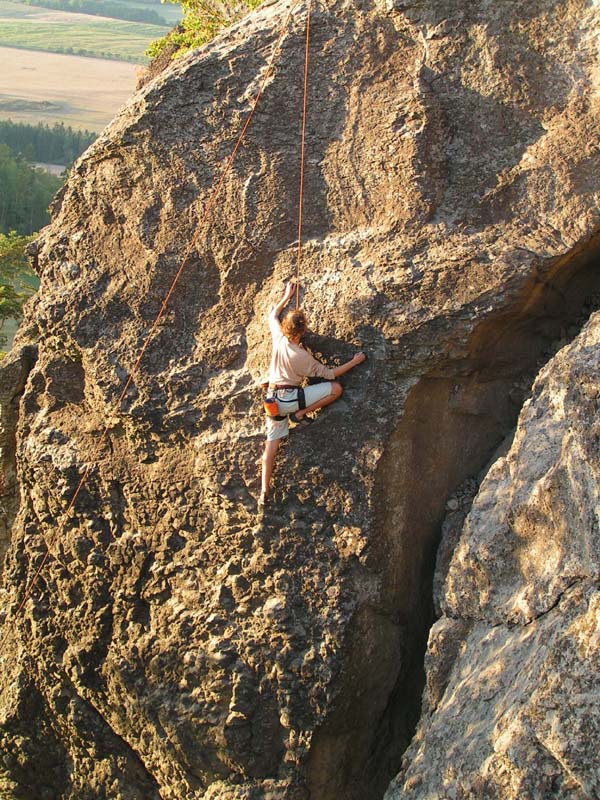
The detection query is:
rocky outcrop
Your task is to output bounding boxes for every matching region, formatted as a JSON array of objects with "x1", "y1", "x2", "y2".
[
  {"x1": 0, "y1": 0, "x2": 599, "y2": 799},
  {"x1": 387, "y1": 311, "x2": 600, "y2": 800}
]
